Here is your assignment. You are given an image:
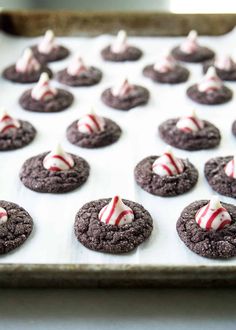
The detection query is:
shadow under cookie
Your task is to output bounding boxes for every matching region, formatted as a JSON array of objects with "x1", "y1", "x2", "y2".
[
  {"x1": 176, "y1": 200, "x2": 236, "y2": 259},
  {"x1": 187, "y1": 84, "x2": 232, "y2": 105},
  {"x1": 171, "y1": 46, "x2": 214, "y2": 63},
  {"x1": 0, "y1": 200, "x2": 33, "y2": 255},
  {"x1": 143, "y1": 64, "x2": 189, "y2": 84},
  {"x1": 66, "y1": 118, "x2": 122, "y2": 148},
  {"x1": 20, "y1": 152, "x2": 90, "y2": 193},
  {"x1": 134, "y1": 156, "x2": 198, "y2": 197},
  {"x1": 0, "y1": 120, "x2": 36, "y2": 151},
  {"x1": 31, "y1": 45, "x2": 69, "y2": 63},
  {"x1": 101, "y1": 46, "x2": 142, "y2": 62},
  {"x1": 74, "y1": 198, "x2": 153, "y2": 254},
  {"x1": 158, "y1": 118, "x2": 221, "y2": 151},
  {"x1": 2, "y1": 65, "x2": 53, "y2": 84},
  {"x1": 56, "y1": 67, "x2": 102, "y2": 86}
]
